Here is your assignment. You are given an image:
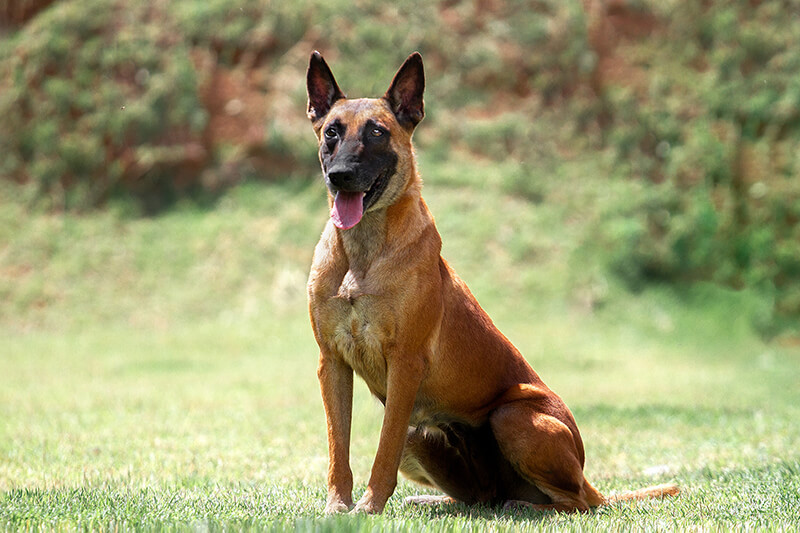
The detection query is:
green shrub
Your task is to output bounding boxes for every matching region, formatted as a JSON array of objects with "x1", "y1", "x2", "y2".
[
  {"x1": 0, "y1": 0, "x2": 594, "y2": 212},
  {"x1": 0, "y1": 0, "x2": 208, "y2": 210},
  {"x1": 591, "y1": 1, "x2": 800, "y2": 333},
  {"x1": 596, "y1": 173, "x2": 800, "y2": 335}
]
